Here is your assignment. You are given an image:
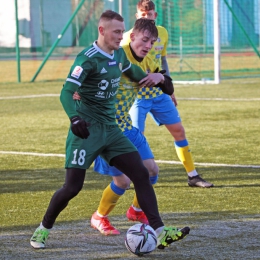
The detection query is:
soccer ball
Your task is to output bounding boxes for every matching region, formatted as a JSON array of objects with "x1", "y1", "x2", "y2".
[{"x1": 125, "y1": 223, "x2": 157, "y2": 256}]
